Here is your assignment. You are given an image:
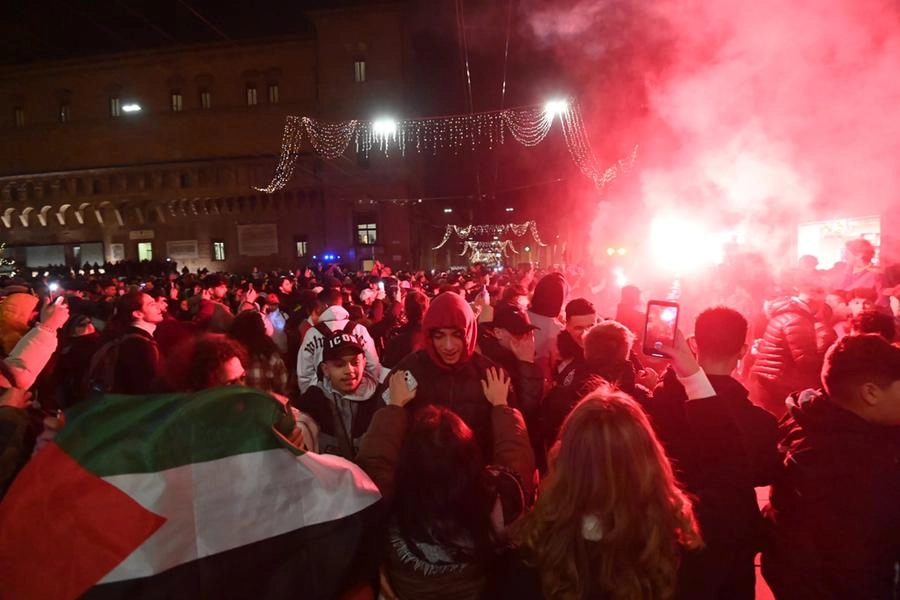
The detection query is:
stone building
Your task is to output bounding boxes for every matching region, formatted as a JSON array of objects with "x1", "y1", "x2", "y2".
[{"x1": 0, "y1": 3, "x2": 421, "y2": 272}]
